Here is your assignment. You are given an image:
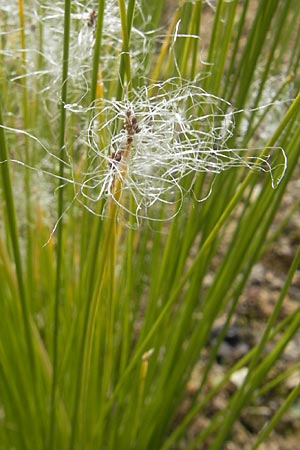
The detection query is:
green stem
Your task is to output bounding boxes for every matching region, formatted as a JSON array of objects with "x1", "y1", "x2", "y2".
[
  {"x1": 251, "y1": 382, "x2": 300, "y2": 450},
  {"x1": 90, "y1": 0, "x2": 106, "y2": 104},
  {"x1": 49, "y1": 1, "x2": 71, "y2": 449},
  {"x1": 207, "y1": 250, "x2": 300, "y2": 450},
  {"x1": 98, "y1": 90, "x2": 300, "y2": 412},
  {"x1": 0, "y1": 102, "x2": 36, "y2": 383},
  {"x1": 116, "y1": 0, "x2": 135, "y2": 99},
  {"x1": 18, "y1": 0, "x2": 33, "y2": 301},
  {"x1": 68, "y1": 210, "x2": 116, "y2": 450}
]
